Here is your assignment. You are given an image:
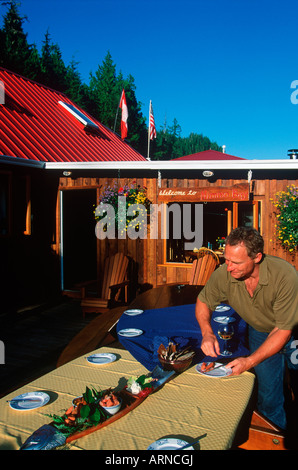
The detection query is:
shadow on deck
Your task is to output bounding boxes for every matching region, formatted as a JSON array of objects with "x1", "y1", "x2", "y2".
[{"x1": 0, "y1": 296, "x2": 123, "y2": 398}]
